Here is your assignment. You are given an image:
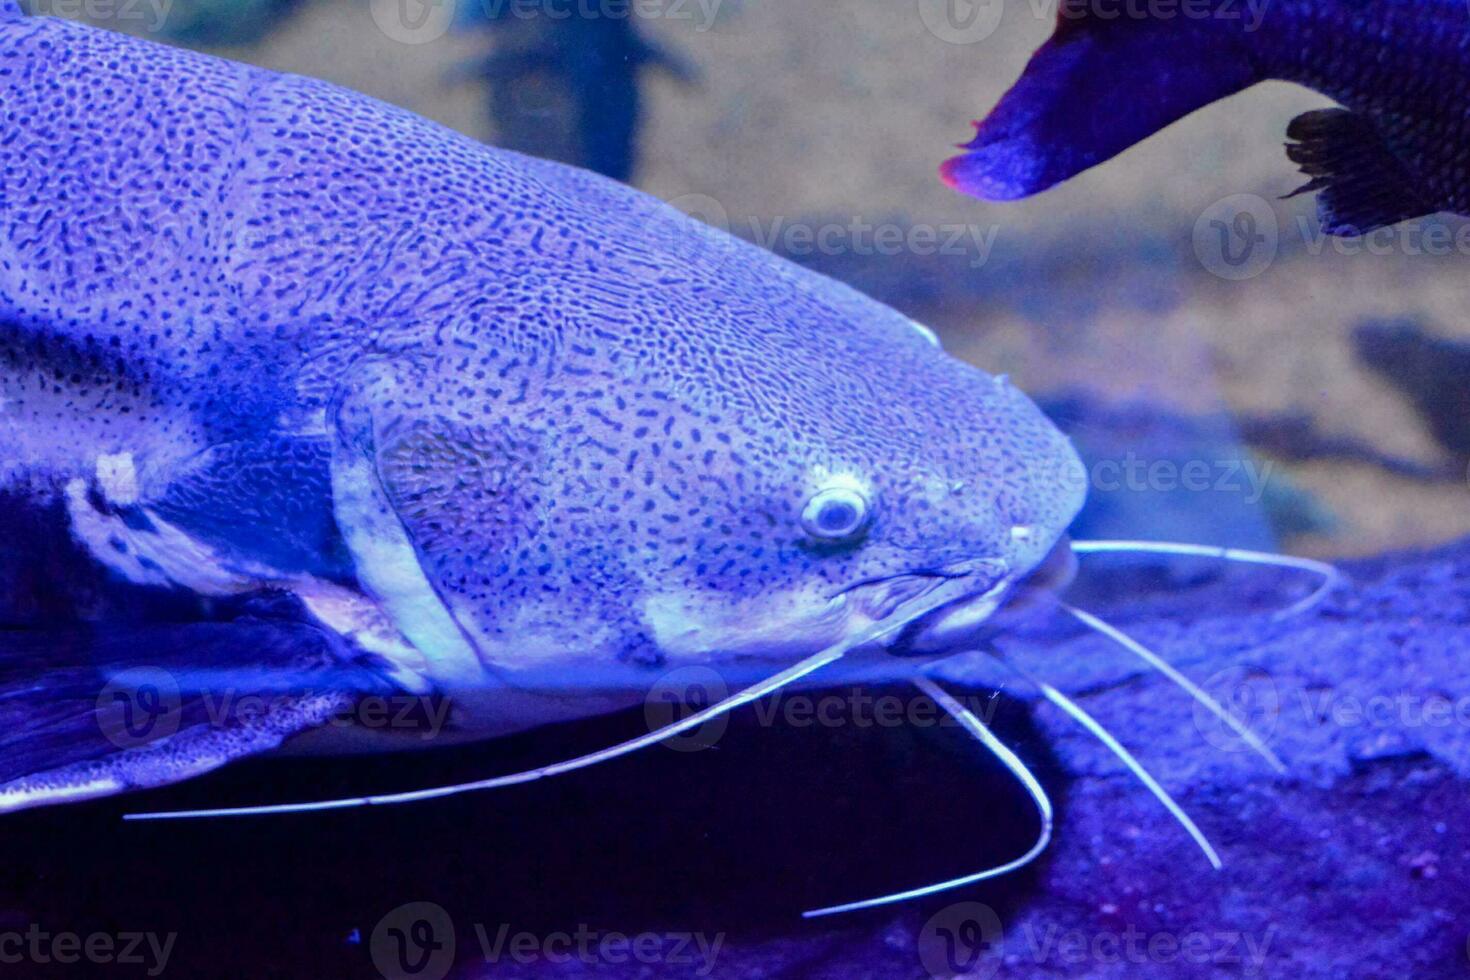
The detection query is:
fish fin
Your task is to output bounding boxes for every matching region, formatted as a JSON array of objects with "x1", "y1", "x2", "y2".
[
  {"x1": 1283, "y1": 108, "x2": 1436, "y2": 235},
  {"x1": 0, "y1": 692, "x2": 351, "y2": 815},
  {"x1": 0, "y1": 619, "x2": 391, "y2": 813},
  {"x1": 0, "y1": 0, "x2": 20, "y2": 18},
  {"x1": 943, "y1": 2, "x2": 1258, "y2": 200}
]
